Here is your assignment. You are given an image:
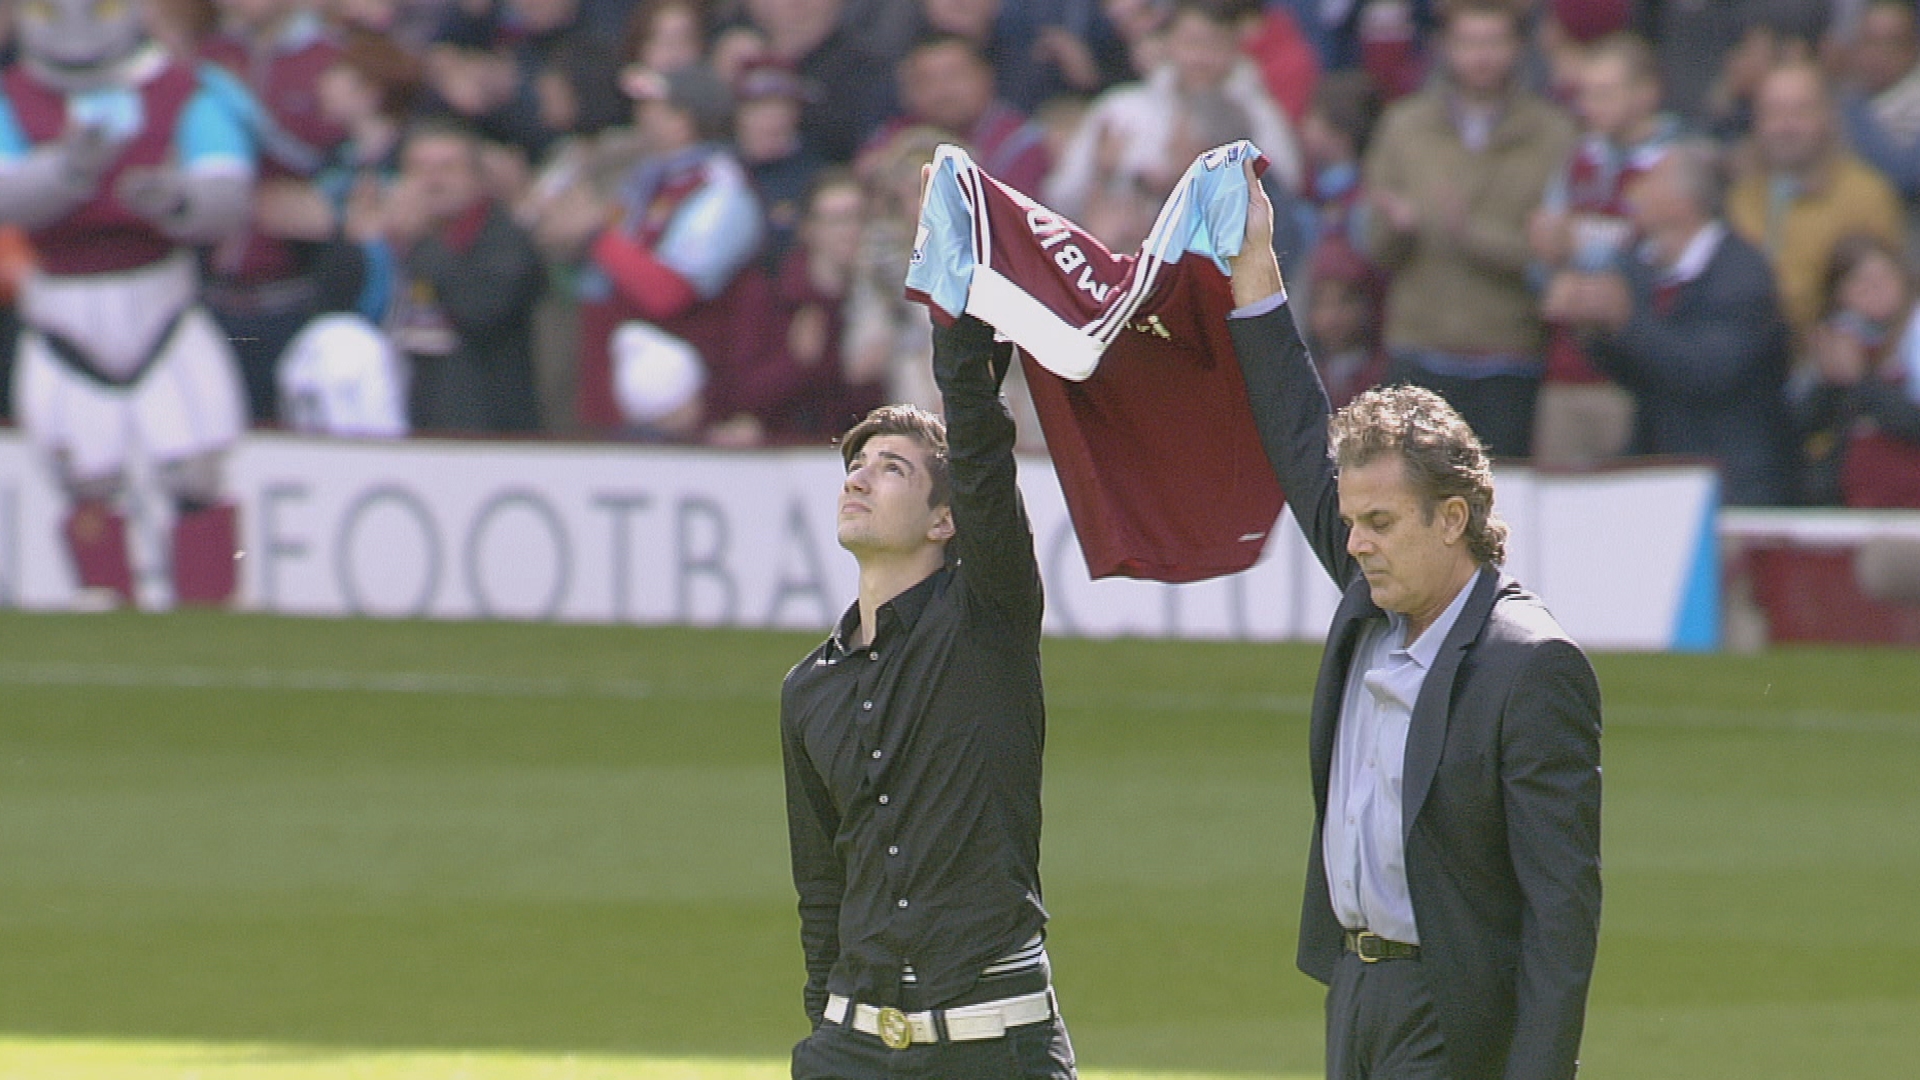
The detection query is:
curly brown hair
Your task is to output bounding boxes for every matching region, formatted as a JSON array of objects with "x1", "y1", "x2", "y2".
[{"x1": 1329, "y1": 384, "x2": 1509, "y2": 565}]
